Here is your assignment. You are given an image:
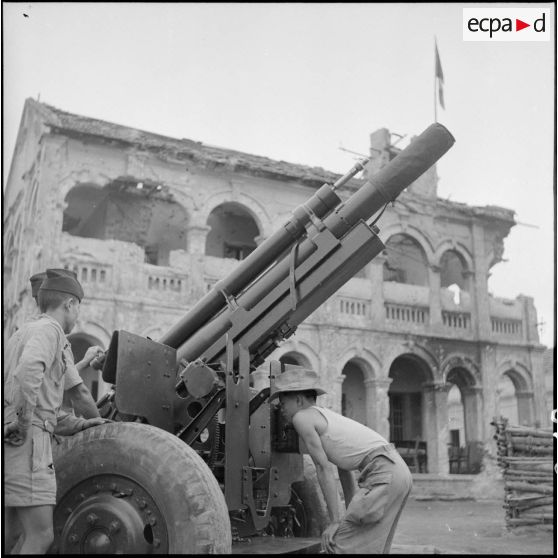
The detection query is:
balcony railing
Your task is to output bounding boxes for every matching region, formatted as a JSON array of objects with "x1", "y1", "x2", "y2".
[
  {"x1": 339, "y1": 296, "x2": 370, "y2": 318},
  {"x1": 63, "y1": 262, "x2": 112, "y2": 287},
  {"x1": 385, "y1": 303, "x2": 429, "y2": 325},
  {"x1": 442, "y1": 311, "x2": 471, "y2": 330},
  {"x1": 57, "y1": 235, "x2": 534, "y2": 345},
  {"x1": 491, "y1": 317, "x2": 523, "y2": 337},
  {"x1": 146, "y1": 269, "x2": 187, "y2": 293}
]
